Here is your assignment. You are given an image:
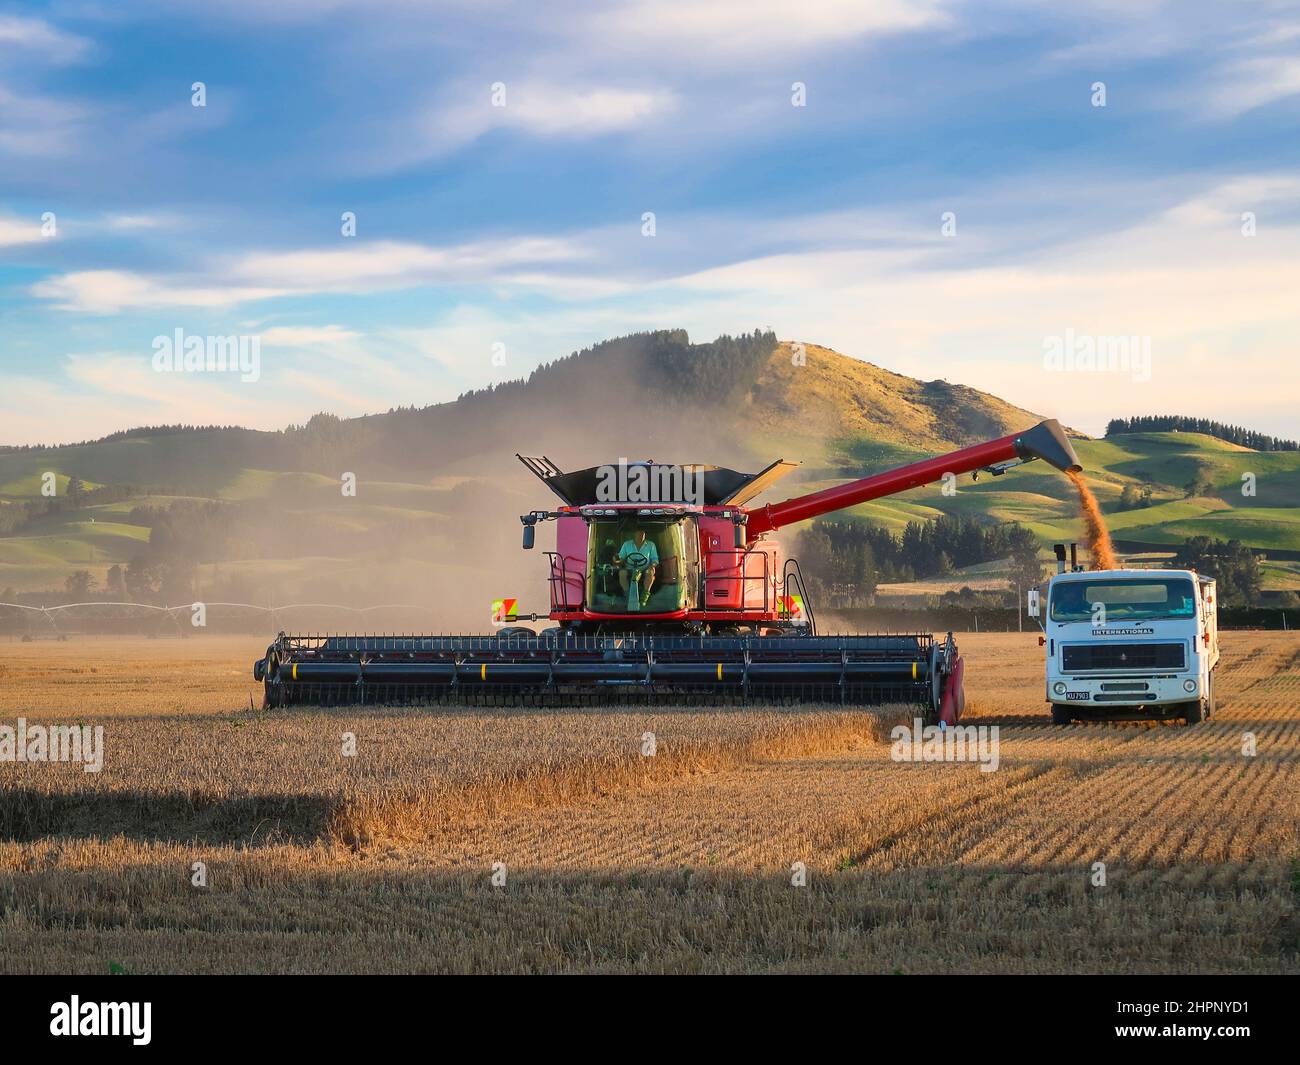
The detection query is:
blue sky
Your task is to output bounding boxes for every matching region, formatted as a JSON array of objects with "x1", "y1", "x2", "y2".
[{"x1": 3, "y1": 0, "x2": 1300, "y2": 445}]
